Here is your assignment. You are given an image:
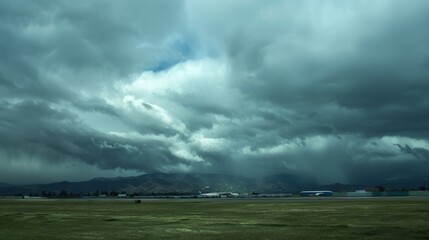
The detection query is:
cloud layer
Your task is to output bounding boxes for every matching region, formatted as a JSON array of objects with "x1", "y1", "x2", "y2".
[{"x1": 1, "y1": 0, "x2": 429, "y2": 184}]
